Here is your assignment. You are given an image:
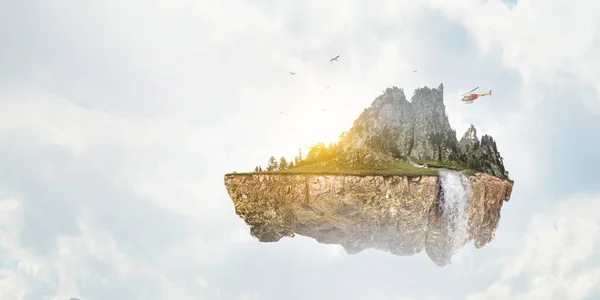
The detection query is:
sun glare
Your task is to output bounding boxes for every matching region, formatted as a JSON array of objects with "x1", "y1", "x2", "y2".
[
  {"x1": 272, "y1": 102, "x2": 354, "y2": 163},
  {"x1": 297, "y1": 110, "x2": 348, "y2": 155},
  {"x1": 270, "y1": 67, "x2": 391, "y2": 162}
]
